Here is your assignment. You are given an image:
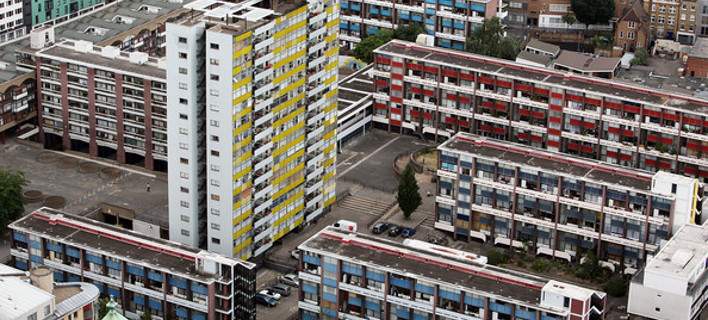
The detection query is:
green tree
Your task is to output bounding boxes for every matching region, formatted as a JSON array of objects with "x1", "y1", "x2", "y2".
[
  {"x1": 631, "y1": 47, "x2": 649, "y2": 65},
  {"x1": 574, "y1": 252, "x2": 604, "y2": 280},
  {"x1": 0, "y1": 169, "x2": 25, "y2": 232},
  {"x1": 392, "y1": 23, "x2": 425, "y2": 42},
  {"x1": 97, "y1": 297, "x2": 110, "y2": 319},
  {"x1": 570, "y1": 0, "x2": 615, "y2": 27},
  {"x1": 604, "y1": 275, "x2": 628, "y2": 297},
  {"x1": 590, "y1": 34, "x2": 612, "y2": 50},
  {"x1": 141, "y1": 311, "x2": 153, "y2": 320},
  {"x1": 397, "y1": 164, "x2": 421, "y2": 219},
  {"x1": 353, "y1": 24, "x2": 425, "y2": 63},
  {"x1": 465, "y1": 17, "x2": 521, "y2": 60},
  {"x1": 562, "y1": 14, "x2": 577, "y2": 27}
]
